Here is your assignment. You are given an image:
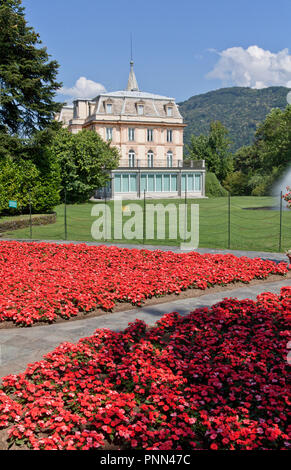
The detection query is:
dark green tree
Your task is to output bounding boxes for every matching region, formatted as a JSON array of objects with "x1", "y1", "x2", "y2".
[
  {"x1": 50, "y1": 129, "x2": 120, "y2": 203},
  {"x1": 186, "y1": 121, "x2": 233, "y2": 181},
  {"x1": 254, "y1": 105, "x2": 291, "y2": 175},
  {"x1": 0, "y1": 0, "x2": 62, "y2": 140}
]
